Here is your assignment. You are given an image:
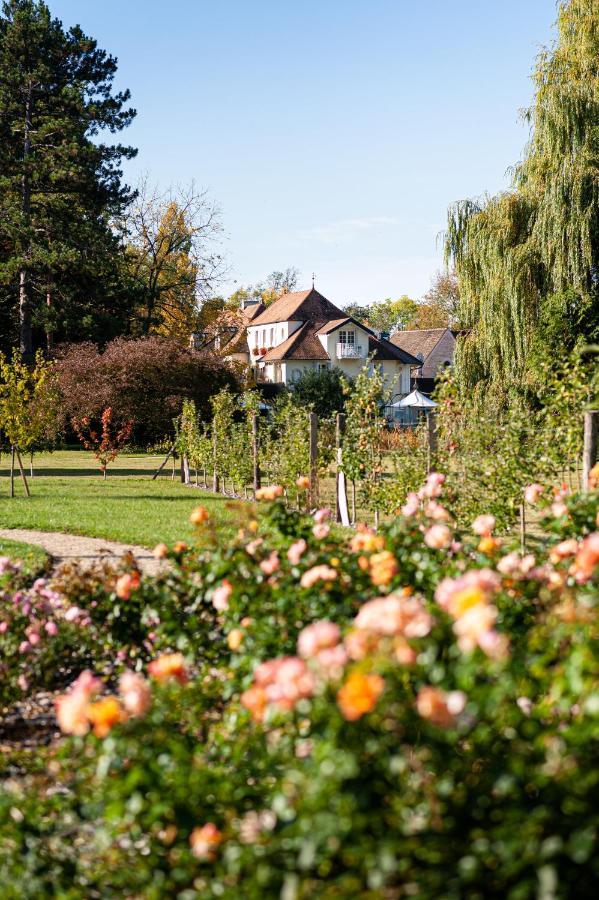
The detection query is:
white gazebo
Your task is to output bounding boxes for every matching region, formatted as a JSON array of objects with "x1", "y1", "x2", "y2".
[
  {"x1": 386, "y1": 390, "x2": 436, "y2": 427},
  {"x1": 391, "y1": 389, "x2": 437, "y2": 410}
]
